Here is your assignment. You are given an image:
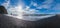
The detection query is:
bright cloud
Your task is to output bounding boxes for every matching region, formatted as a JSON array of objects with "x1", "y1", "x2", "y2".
[{"x1": 1, "y1": 0, "x2": 60, "y2": 15}]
